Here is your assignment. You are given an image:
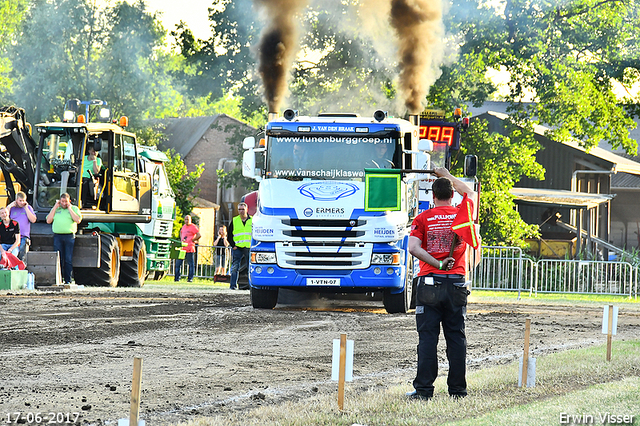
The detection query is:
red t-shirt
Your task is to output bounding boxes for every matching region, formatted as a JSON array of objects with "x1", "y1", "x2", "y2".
[
  {"x1": 410, "y1": 204, "x2": 467, "y2": 276},
  {"x1": 180, "y1": 223, "x2": 200, "y2": 253}
]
